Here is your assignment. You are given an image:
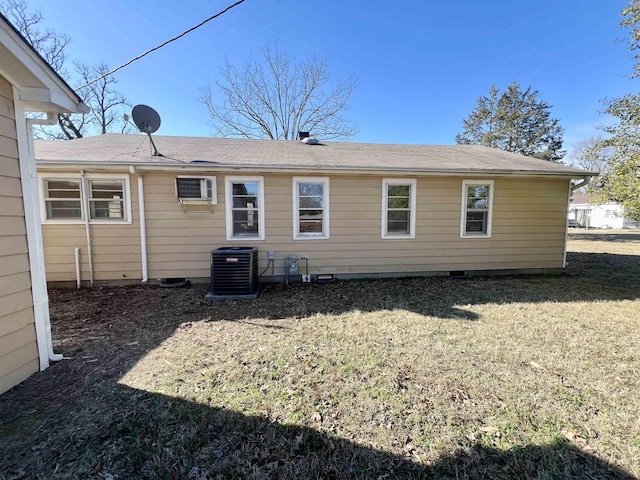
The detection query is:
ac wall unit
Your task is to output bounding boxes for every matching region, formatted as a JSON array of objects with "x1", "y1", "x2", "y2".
[{"x1": 206, "y1": 246, "x2": 259, "y2": 300}]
